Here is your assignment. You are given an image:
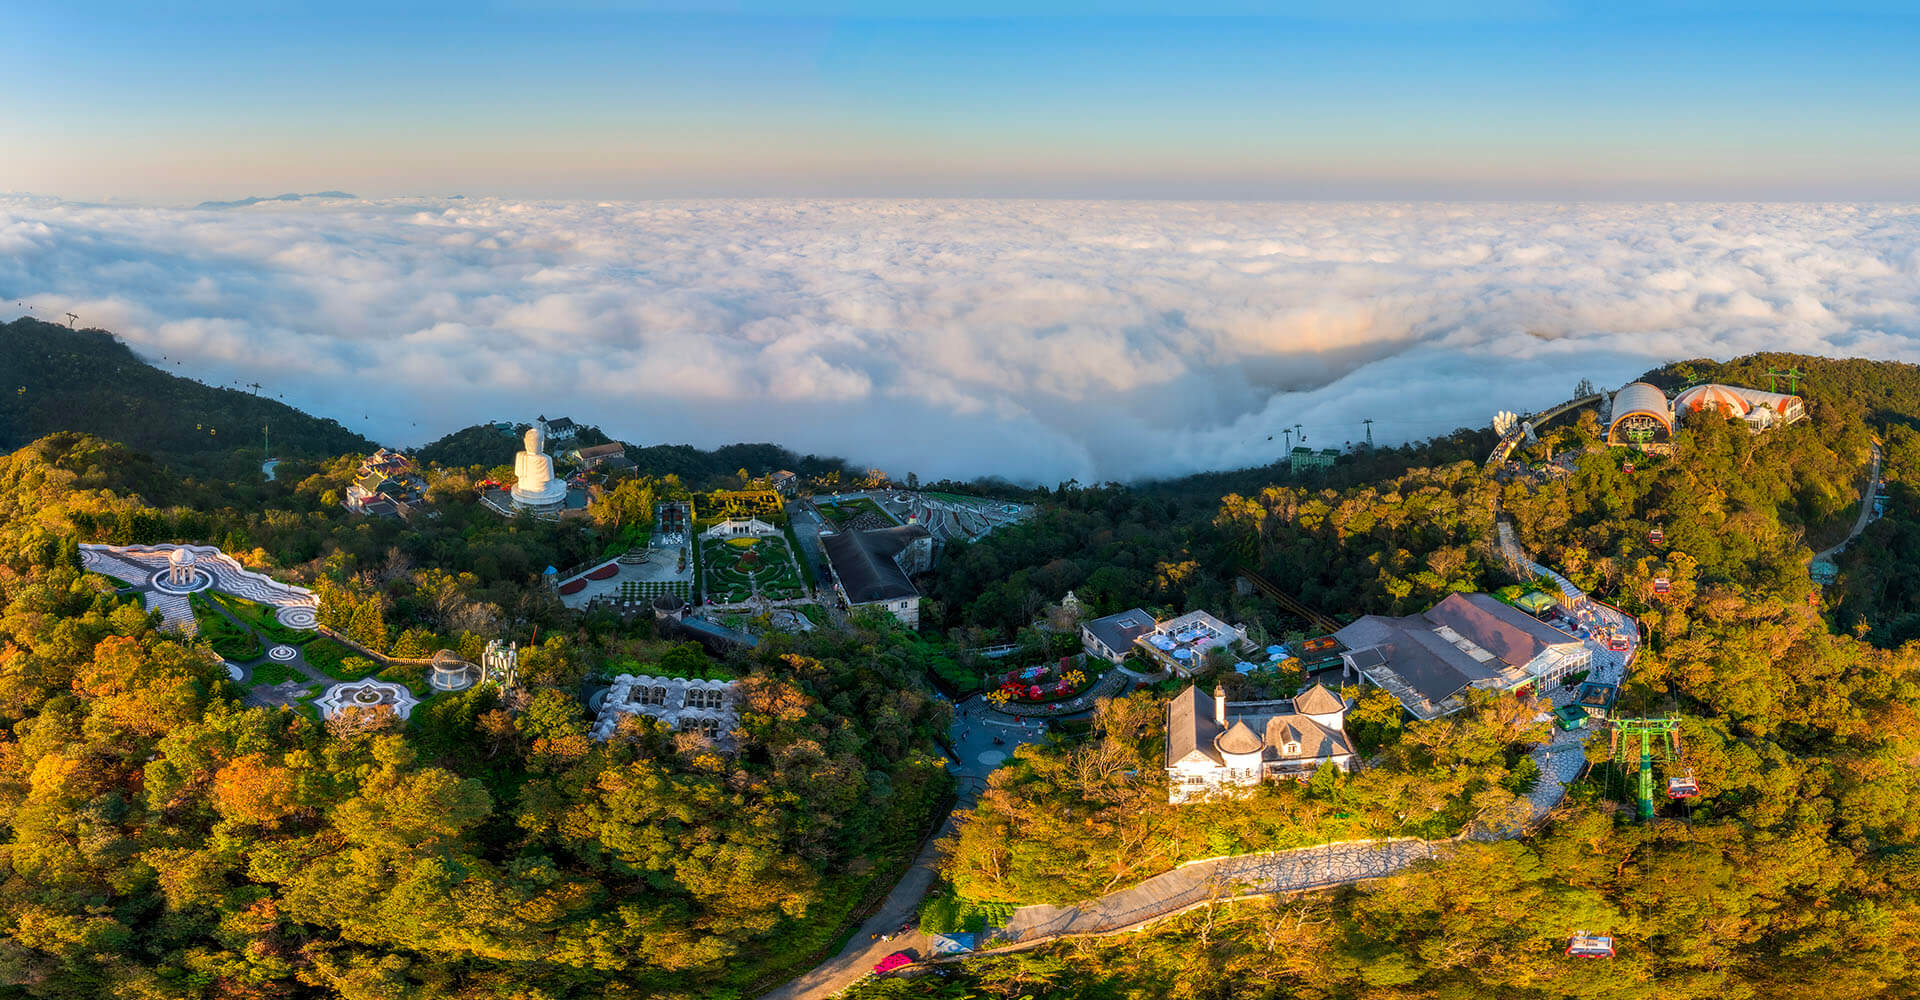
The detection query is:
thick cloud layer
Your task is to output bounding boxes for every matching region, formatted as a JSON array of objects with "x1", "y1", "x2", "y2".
[{"x1": 4, "y1": 197, "x2": 1919, "y2": 482}]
